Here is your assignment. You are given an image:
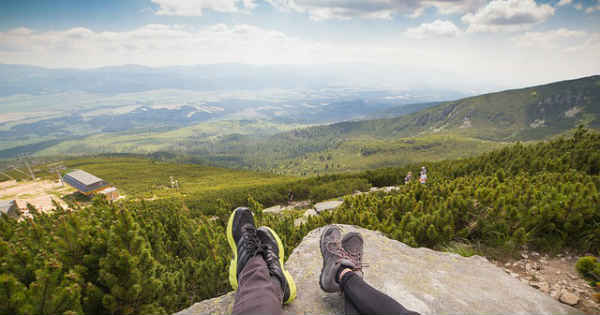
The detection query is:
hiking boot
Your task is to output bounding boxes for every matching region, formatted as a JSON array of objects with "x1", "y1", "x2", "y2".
[
  {"x1": 319, "y1": 225, "x2": 357, "y2": 292},
  {"x1": 341, "y1": 232, "x2": 365, "y2": 315},
  {"x1": 227, "y1": 207, "x2": 261, "y2": 290},
  {"x1": 257, "y1": 226, "x2": 297, "y2": 304},
  {"x1": 342, "y1": 232, "x2": 364, "y2": 278}
]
